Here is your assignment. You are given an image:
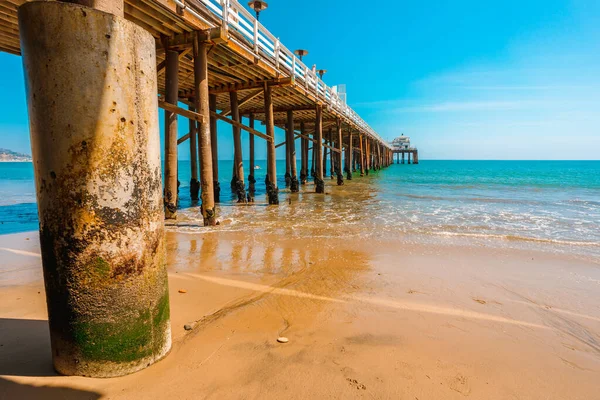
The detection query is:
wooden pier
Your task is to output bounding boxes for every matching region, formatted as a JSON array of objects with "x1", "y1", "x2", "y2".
[
  {"x1": 0, "y1": 0, "x2": 396, "y2": 377},
  {"x1": 391, "y1": 135, "x2": 419, "y2": 164}
]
